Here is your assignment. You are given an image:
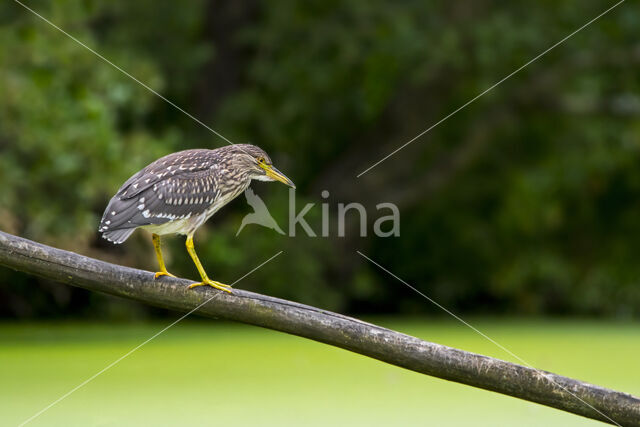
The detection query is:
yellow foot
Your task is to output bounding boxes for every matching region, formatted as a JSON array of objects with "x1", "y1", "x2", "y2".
[
  {"x1": 188, "y1": 279, "x2": 233, "y2": 294},
  {"x1": 154, "y1": 271, "x2": 176, "y2": 279}
]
